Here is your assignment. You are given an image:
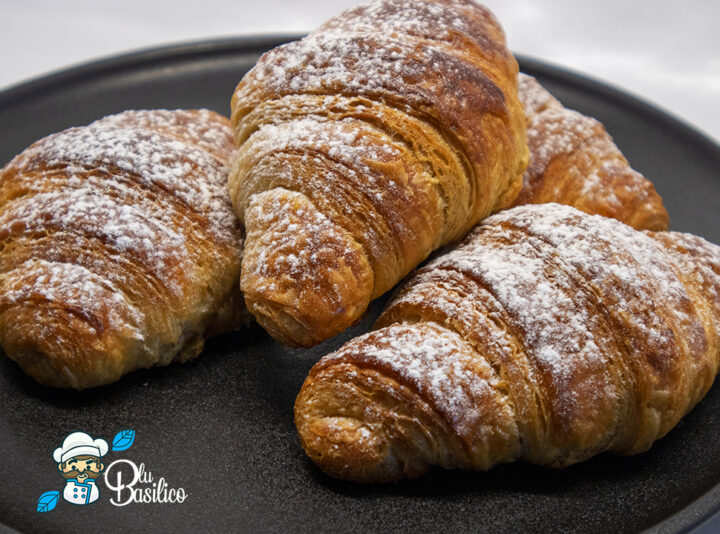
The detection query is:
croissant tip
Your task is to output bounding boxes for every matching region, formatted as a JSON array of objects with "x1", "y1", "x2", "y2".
[
  {"x1": 297, "y1": 413, "x2": 408, "y2": 483},
  {"x1": 244, "y1": 296, "x2": 322, "y2": 348}
]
